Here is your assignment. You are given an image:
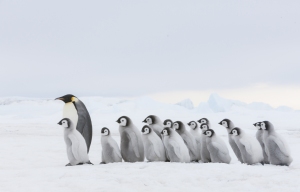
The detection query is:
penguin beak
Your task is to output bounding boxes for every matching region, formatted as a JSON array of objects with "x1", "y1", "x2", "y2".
[
  {"x1": 142, "y1": 119, "x2": 146, "y2": 123},
  {"x1": 218, "y1": 122, "x2": 222, "y2": 125},
  {"x1": 55, "y1": 97, "x2": 64, "y2": 101},
  {"x1": 57, "y1": 121, "x2": 62, "y2": 125}
]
